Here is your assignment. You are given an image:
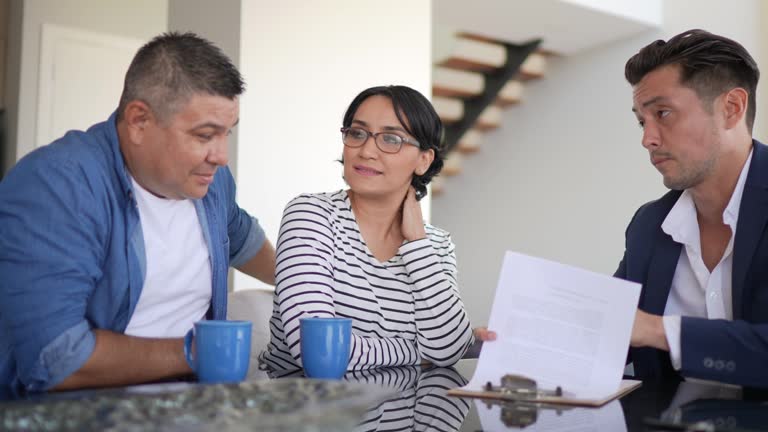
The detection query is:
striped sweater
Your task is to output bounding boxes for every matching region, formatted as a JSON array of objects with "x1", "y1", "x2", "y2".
[{"x1": 259, "y1": 190, "x2": 474, "y2": 374}]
